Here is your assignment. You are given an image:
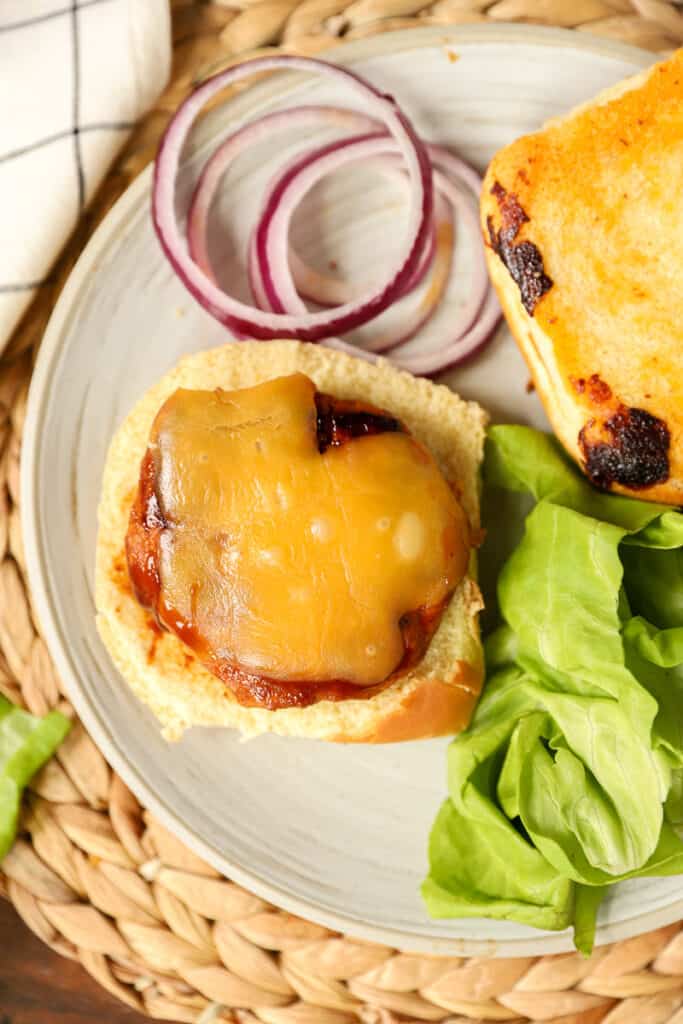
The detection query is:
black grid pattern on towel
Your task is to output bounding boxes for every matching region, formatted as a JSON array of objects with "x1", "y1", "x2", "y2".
[{"x1": 1, "y1": 0, "x2": 134, "y2": 292}]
